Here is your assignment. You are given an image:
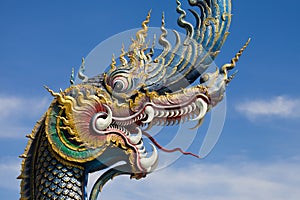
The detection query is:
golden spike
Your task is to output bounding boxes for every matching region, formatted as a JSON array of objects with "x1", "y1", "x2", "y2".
[
  {"x1": 137, "y1": 10, "x2": 151, "y2": 40},
  {"x1": 110, "y1": 54, "x2": 117, "y2": 71},
  {"x1": 26, "y1": 134, "x2": 35, "y2": 140},
  {"x1": 16, "y1": 174, "x2": 23, "y2": 180},
  {"x1": 44, "y1": 85, "x2": 60, "y2": 97},
  {"x1": 221, "y1": 38, "x2": 251, "y2": 76},
  {"x1": 119, "y1": 43, "x2": 127, "y2": 66},
  {"x1": 19, "y1": 154, "x2": 27, "y2": 159},
  {"x1": 17, "y1": 174, "x2": 29, "y2": 179},
  {"x1": 132, "y1": 9, "x2": 151, "y2": 51}
]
